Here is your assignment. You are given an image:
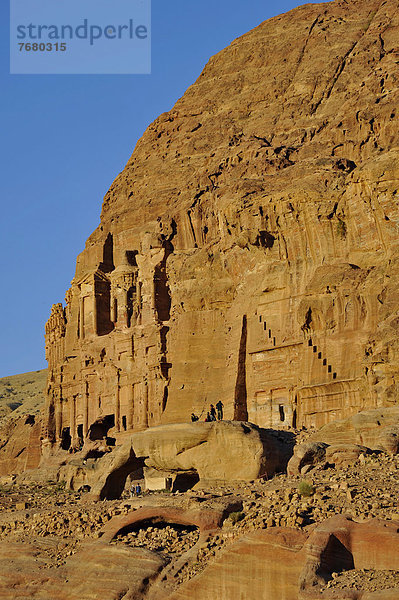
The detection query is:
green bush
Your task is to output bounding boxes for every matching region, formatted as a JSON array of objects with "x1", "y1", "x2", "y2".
[
  {"x1": 298, "y1": 480, "x2": 315, "y2": 497},
  {"x1": 229, "y1": 511, "x2": 245, "y2": 524}
]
